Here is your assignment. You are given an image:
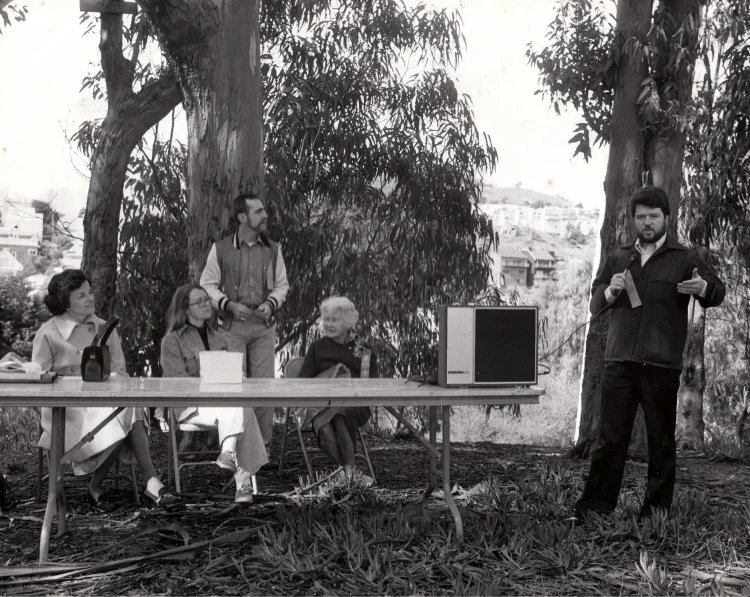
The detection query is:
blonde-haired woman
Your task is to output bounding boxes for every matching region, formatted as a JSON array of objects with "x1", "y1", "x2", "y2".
[{"x1": 297, "y1": 296, "x2": 378, "y2": 483}]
